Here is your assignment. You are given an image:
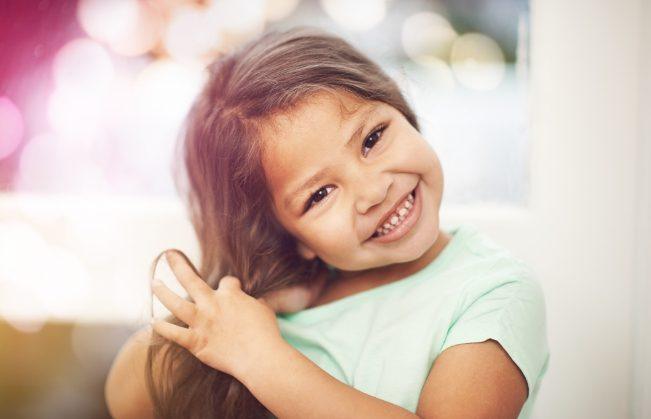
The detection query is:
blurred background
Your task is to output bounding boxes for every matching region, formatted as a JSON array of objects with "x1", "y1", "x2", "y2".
[{"x1": 1, "y1": 0, "x2": 649, "y2": 418}]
